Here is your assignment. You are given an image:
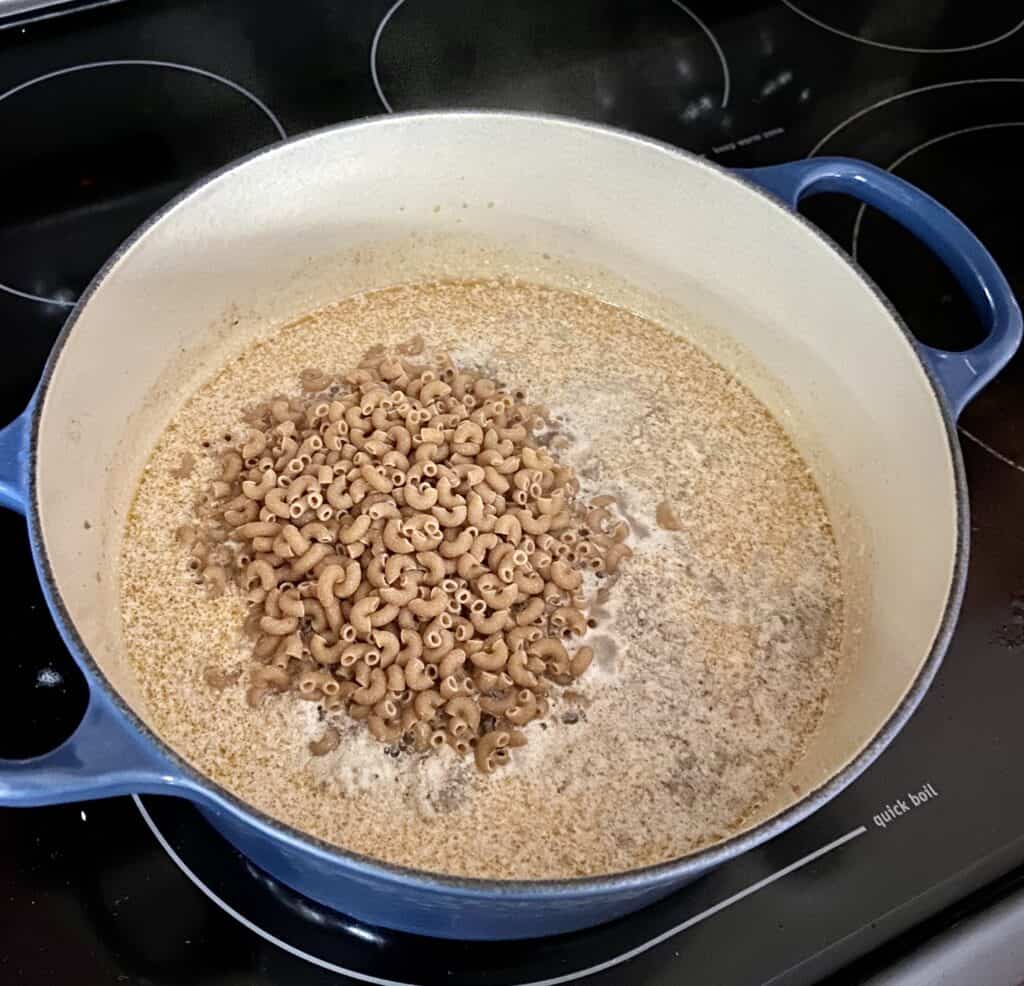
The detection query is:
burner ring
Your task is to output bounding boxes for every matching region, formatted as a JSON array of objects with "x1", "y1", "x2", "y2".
[
  {"x1": 370, "y1": 0, "x2": 731, "y2": 115},
  {"x1": 781, "y1": 1, "x2": 1024, "y2": 54},
  {"x1": 809, "y1": 78, "x2": 1024, "y2": 157},
  {"x1": 134, "y1": 793, "x2": 865, "y2": 985},
  {"x1": 850, "y1": 122, "x2": 1024, "y2": 262},
  {"x1": 0, "y1": 59, "x2": 286, "y2": 308}
]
